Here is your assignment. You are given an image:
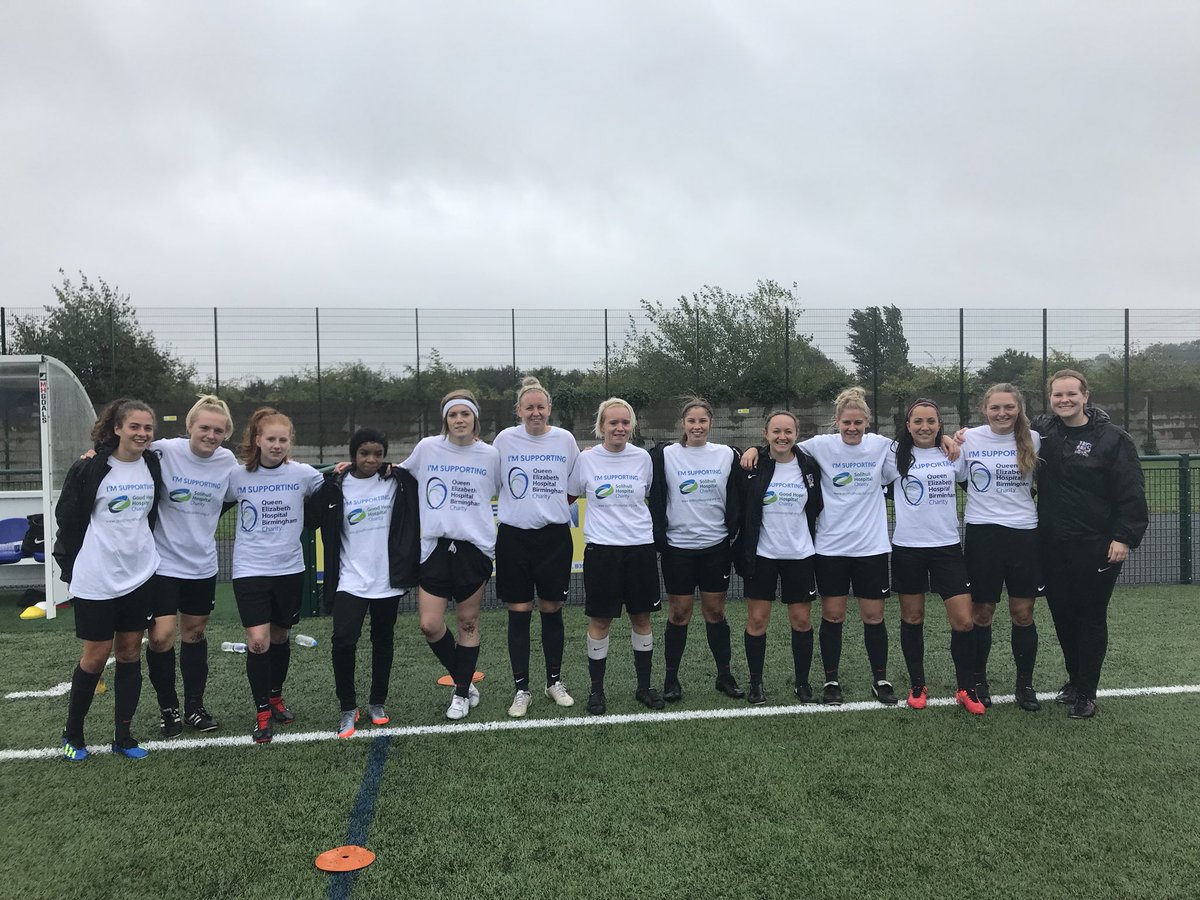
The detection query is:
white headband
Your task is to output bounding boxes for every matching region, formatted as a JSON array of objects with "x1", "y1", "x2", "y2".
[{"x1": 443, "y1": 398, "x2": 480, "y2": 420}]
